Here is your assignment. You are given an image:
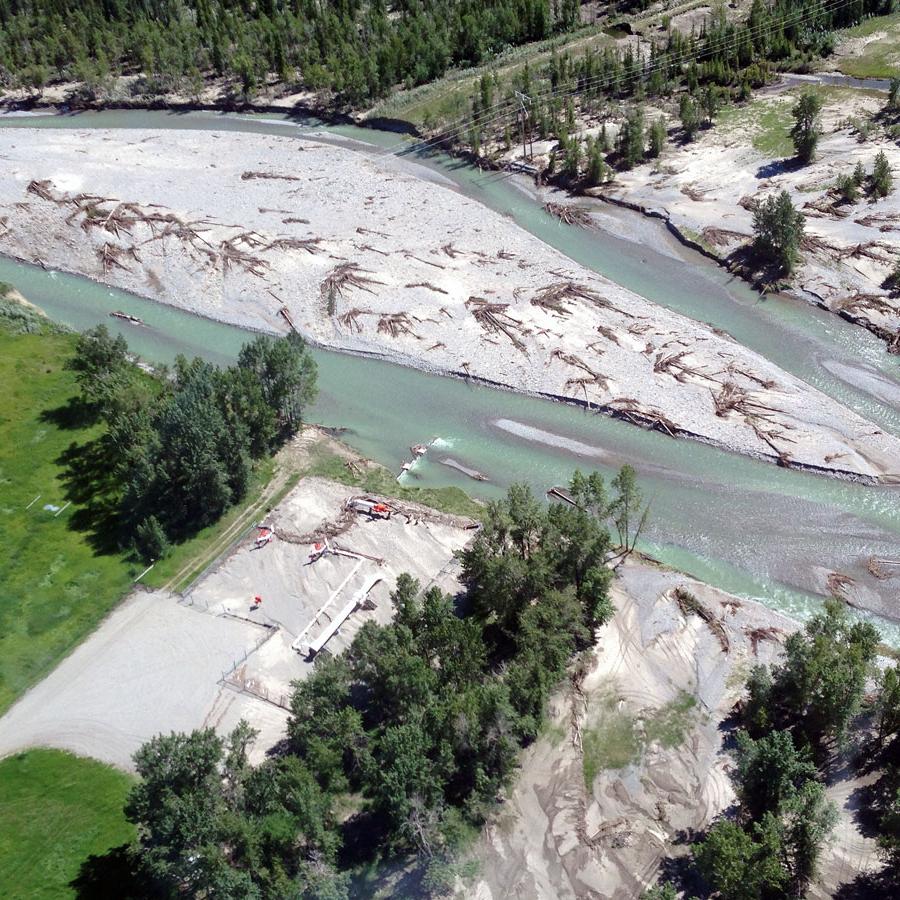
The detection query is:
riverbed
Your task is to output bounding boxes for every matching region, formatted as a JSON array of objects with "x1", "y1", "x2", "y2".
[{"x1": 1, "y1": 109, "x2": 898, "y2": 635}]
